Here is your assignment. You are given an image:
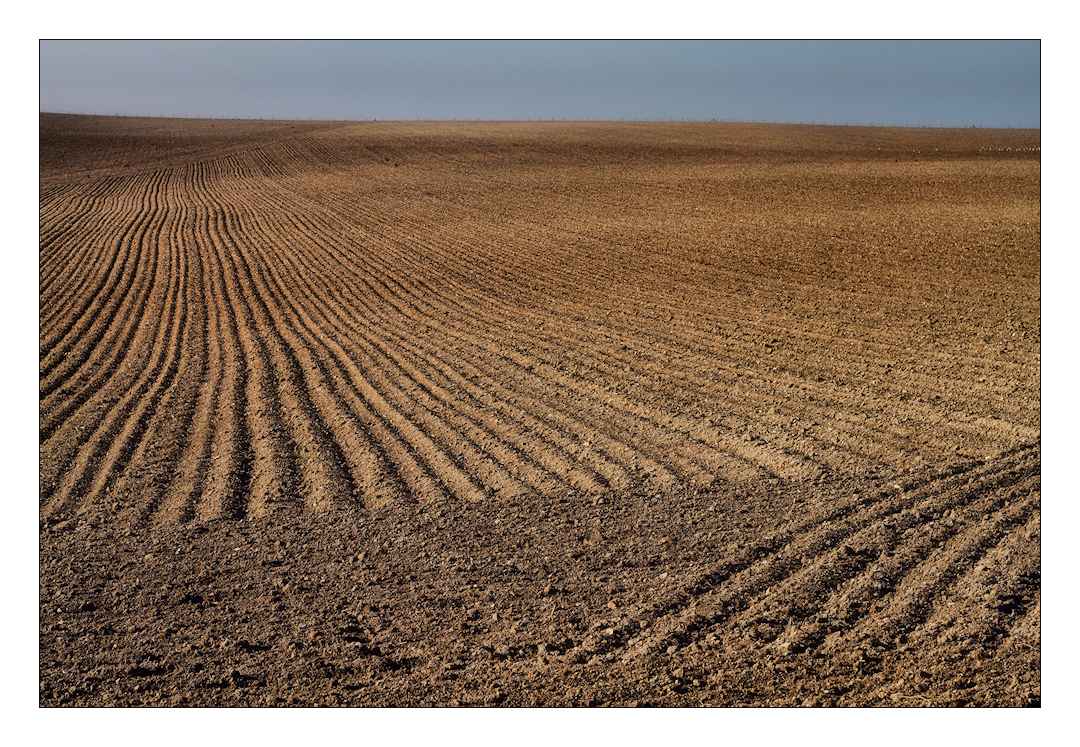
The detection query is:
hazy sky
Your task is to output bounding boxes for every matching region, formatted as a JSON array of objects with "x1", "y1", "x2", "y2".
[{"x1": 39, "y1": 40, "x2": 1040, "y2": 127}]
